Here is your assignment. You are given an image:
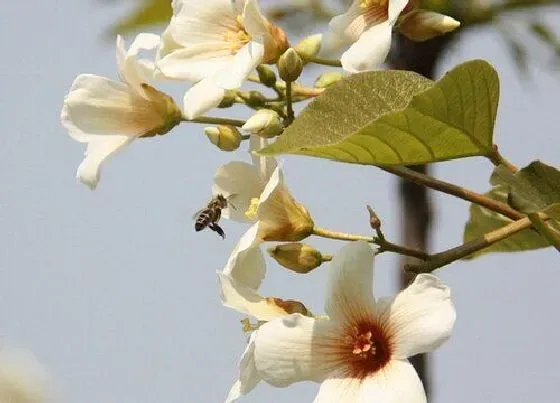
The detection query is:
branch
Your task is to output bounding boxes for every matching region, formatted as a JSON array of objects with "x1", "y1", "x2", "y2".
[
  {"x1": 407, "y1": 212, "x2": 552, "y2": 273},
  {"x1": 182, "y1": 116, "x2": 246, "y2": 127},
  {"x1": 380, "y1": 165, "x2": 525, "y2": 221}
]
